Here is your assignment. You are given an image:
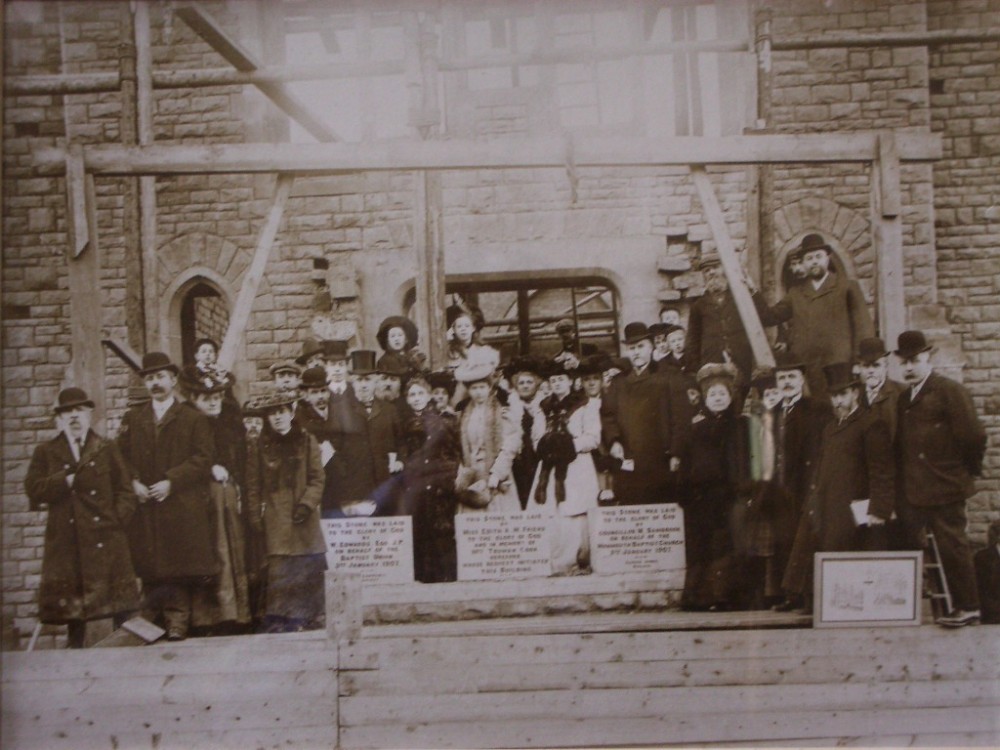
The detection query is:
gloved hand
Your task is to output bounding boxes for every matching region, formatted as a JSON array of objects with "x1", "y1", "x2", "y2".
[{"x1": 292, "y1": 503, "x2": 312, "y2": 525}]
